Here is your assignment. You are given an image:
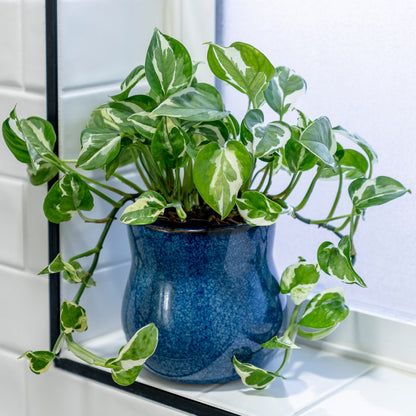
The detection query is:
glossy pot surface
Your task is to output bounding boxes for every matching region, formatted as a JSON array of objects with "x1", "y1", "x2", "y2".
[{"x1": 122, "y1": 222, "x2": 284, "y2": 384}]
